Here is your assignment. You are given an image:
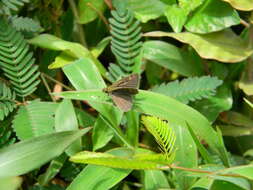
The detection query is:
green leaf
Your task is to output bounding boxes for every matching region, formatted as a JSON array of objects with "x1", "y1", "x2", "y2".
[
  {"x1": 144, "y1": 170, "x2": 170, "y2": 190},
  {"x1": 142, "y1": 40, "x2": 204, "y2": 76},
  {"x1": 173, "y1": 124, "x2": 197, "y2": 189},
  {"x1": 28, "y1": 34, "x2": 106, "y2": 76},
  {"x1": 90, "y1": 37, "x2": 111, "y2": 58},
  {"x1": 55, "y1": 90, "x2": 224, "y2": 162},
  {"x1": 92, "y1": 116, "x2": 114, "y2": 151},
  {"x1": 191, "y1": 84, "x2": 232, "y2": 122},
  {"x1": 70, "y1": 148, "x2": 172, "y2": 169},
  {"x1": 62, "y1": 58, "x2": 130, "y2": 147},
  {"x1": 185, "y1": 0, "x2": 240, "y2": 33},
  {"x1": 12, "y1": 100, "x2": 58, "y2": 140},
  {"x1": 0, "y1": 129, "x2": 90, "y2": 177},
  {"x1": 127, "y1": 0, "x2": 166, "y2": 23},
  {"x1": 164, "y1": 5, "x2": 188, "y2": 33},
  {"x1": 187, "y1": 124, "x2": 214, "y2": 164},
  {"x1": 216, "y1": 127, "x2": 230, "y2": 167},
  {"x1": 144, "y1": 30, "x2": 253, "y2": 63},
  {"x1": 55, "y1": 100, "x2": 81, "y2": 156},
  {"x1": 239, "y1": 60, "x2": 253, "y2": 95},
  {"x1": 126, "y1": 111, "x2": 139, "y2": 147},
  {"x1": 217, "y1": 164, "x2": 253, "y2": 180},
  {"x1": 67, "y1": 148, "x2": 132, "y2": 190},
  {"x1": 78, "y1": 0, "x2": 105, "y2": 24},
  {"x1": 152, "y1": 76, "x2": 223, "y2": 104},
  {"x1": 38, "y1": 154, "x2": 67, "y2": 185},
  {"x1": 0, "y1": 177, "x2": 22, "y2": 190},
  {"x1": 62, "y1": 58, "x2": 122, "y2": 126},
  {"x1": 222, "y1": 0, "x2": 253, "y2": 11}
]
